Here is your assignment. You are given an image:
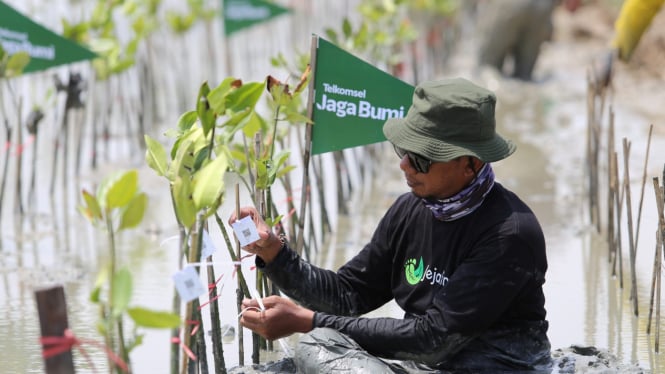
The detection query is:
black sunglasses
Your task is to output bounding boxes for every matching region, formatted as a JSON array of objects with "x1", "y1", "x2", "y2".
[{"x1": 393, "y1": 145, "x2": 432, "y2": 174}]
